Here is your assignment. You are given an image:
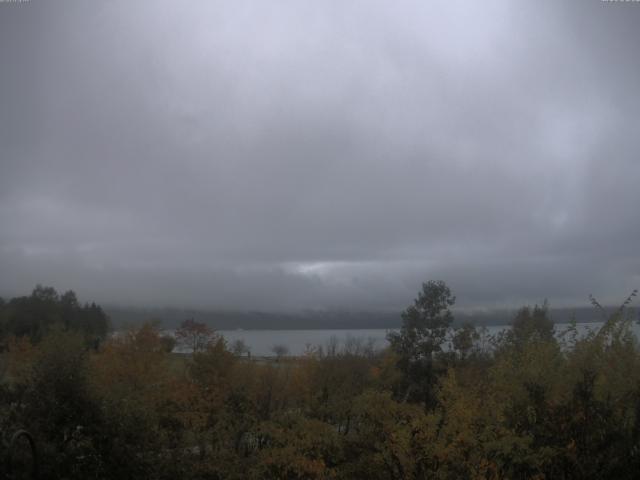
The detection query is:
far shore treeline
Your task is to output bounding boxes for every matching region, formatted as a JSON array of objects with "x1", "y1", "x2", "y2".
[
  {"x1": 1, "y1": 282, "x2": 640, "y2": 479},
  {"x1": 107, "y1": 302, "x2": 612, "y2": 331}
]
